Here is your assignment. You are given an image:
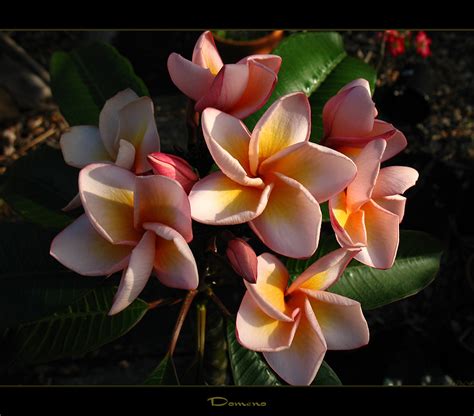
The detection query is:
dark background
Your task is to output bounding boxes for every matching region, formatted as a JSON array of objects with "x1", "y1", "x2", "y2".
[{"x1": 0, "y1": 30, "x2": 473, "y2": 386}]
